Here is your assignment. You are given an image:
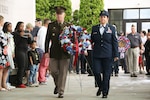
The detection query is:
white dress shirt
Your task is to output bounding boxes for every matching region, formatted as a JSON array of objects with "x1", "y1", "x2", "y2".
[
  {"x1": 99, "y1": 24, "x2": 106, "y2": 35},
  {"x1": 37, "y1": 26, "x2": 47, "y2": 52}
]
